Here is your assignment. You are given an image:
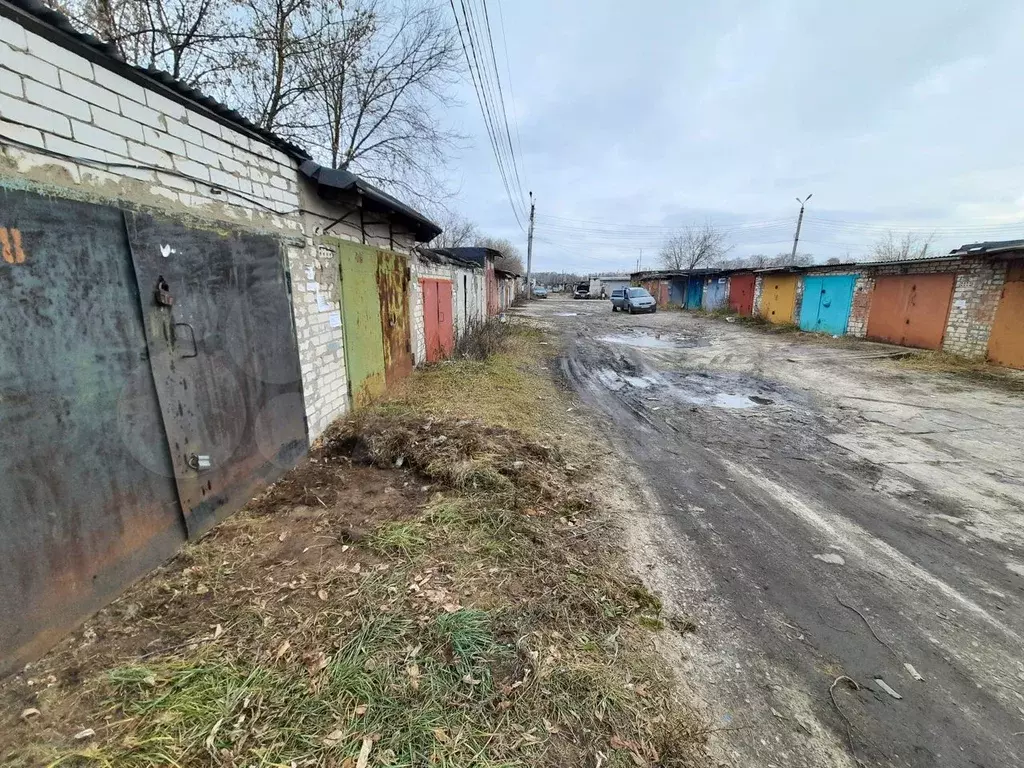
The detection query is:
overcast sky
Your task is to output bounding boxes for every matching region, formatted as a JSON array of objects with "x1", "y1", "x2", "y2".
[{"x1": 440, "y1": 0, "x2": 1024, "y2": 274}]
